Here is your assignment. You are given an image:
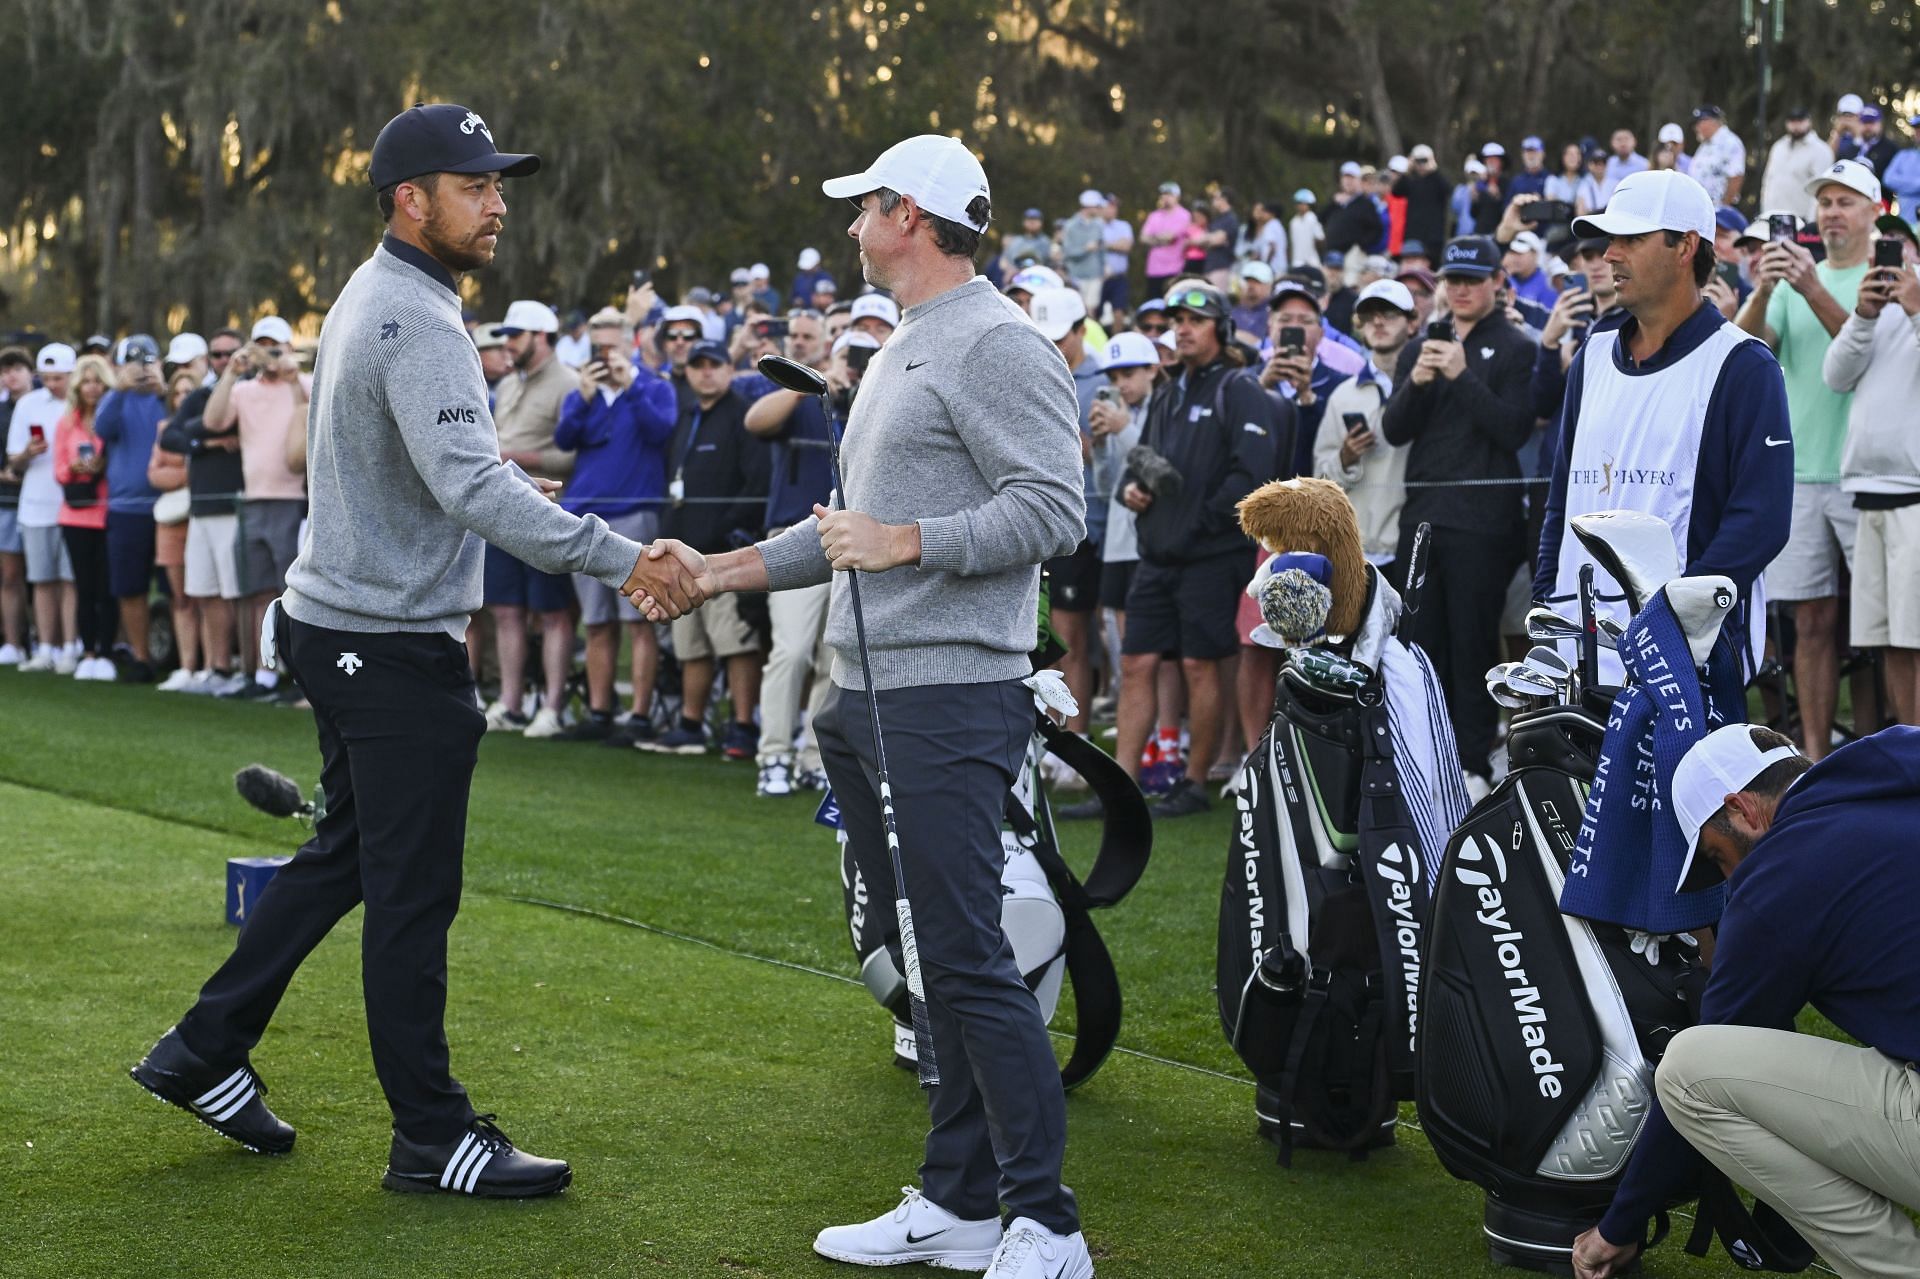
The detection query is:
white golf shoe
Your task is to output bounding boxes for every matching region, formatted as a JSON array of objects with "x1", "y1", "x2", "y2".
[
  {"x1": 813, "y1": 1187, "x2": 1001, "y2": 1270},
  {"x1": 983, "y1": 1218, "x2": 1093, "y2": 1279},
  {"x1": 523, "y1": 707, "x2": 564, "y2": 739}
]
